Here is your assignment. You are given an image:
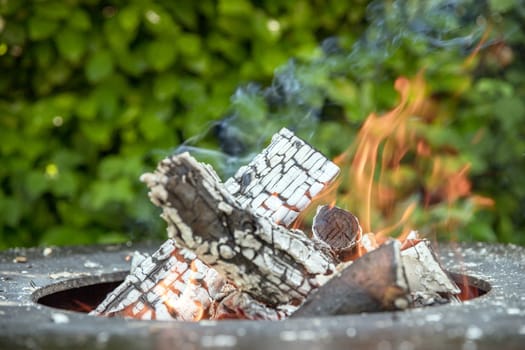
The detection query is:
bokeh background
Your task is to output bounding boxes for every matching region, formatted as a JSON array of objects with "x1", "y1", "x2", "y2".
[{"x1": 1, "y1": 0, "x2": 524, "y2": 249}]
